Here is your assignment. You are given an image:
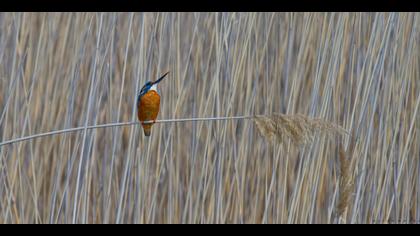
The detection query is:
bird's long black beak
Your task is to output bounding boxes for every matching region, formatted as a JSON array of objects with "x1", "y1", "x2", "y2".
[{"x1": 153, "y1": 71, "x2": 169, "y2": 85}]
